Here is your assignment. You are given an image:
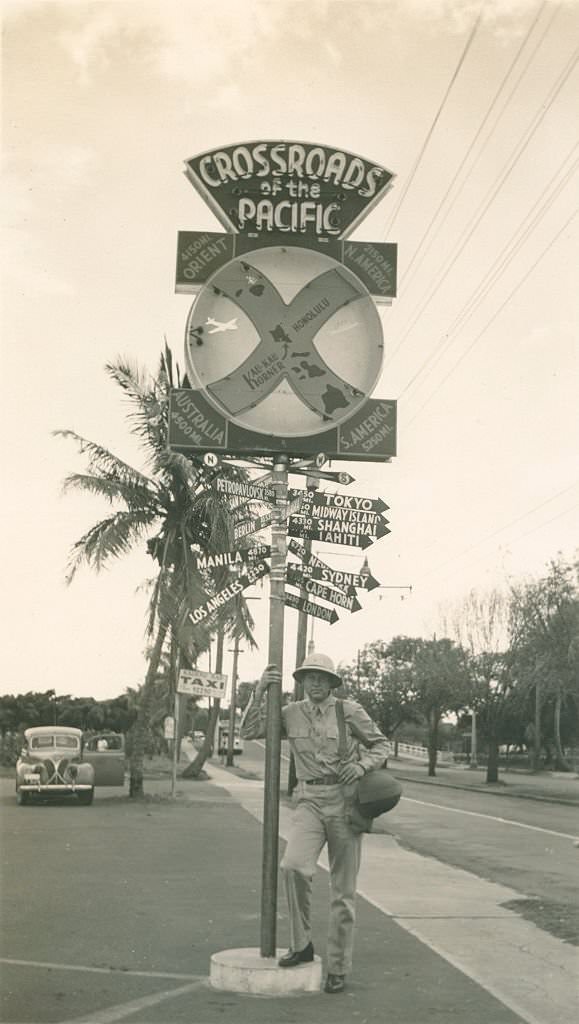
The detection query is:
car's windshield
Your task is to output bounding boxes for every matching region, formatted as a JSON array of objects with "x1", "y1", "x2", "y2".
[{"x1": 30, "y1": 735, "x2": 79, "y2": 750}]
